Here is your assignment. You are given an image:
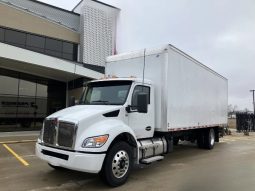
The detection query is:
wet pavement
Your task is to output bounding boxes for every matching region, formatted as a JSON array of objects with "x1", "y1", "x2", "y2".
[{"x1": 0, "y1": 131, "x2": 255, "y2": 191}]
